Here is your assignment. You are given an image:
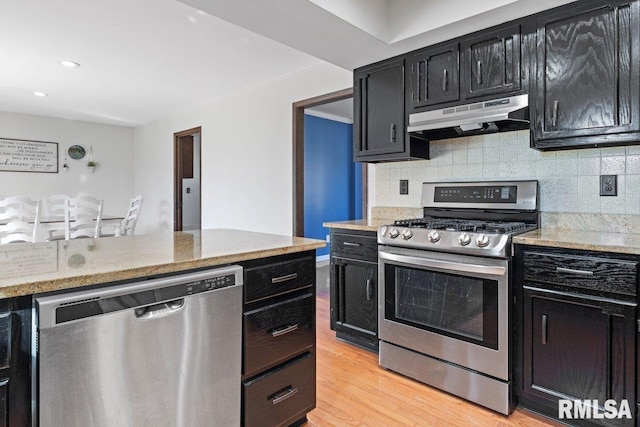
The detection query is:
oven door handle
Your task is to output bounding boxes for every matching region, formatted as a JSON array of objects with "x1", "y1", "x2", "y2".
[{"x1": 379, "y1": 250, "x2": 506, "y2": 276}]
